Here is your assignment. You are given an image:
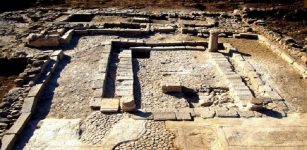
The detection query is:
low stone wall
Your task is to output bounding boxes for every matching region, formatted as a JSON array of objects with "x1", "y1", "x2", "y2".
[
  {"x1": 90, "y1": 44, "x2": 112, "y2": 109},
  {"x1": 1, "y1": 50, "x2": 64, "y2": 150},
  {"x1": 224, "y1": 43, "x2": 287, "y2": 115},
  {"x1": 74, "y1": 28, "x2": 149, "y2": 36},
  {"x1": 210, "y1": 52, "x2": 254, "y2": 110},
  {"x1": 257, "y1": 34, "x2": 307, "y2": 79},
  {"x1": 26, "y1": 29, "x2": 74, "y2": 48}
]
